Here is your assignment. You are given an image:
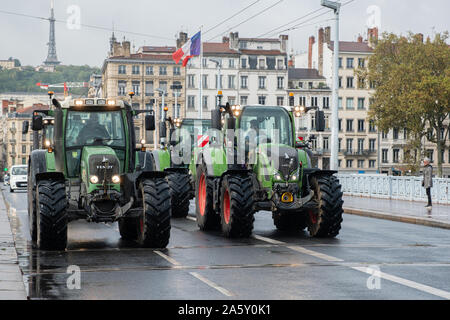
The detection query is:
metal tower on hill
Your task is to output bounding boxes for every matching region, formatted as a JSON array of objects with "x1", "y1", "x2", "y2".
[{"x1": 44, "y1": 0, "x2": 60, "y2": 66}]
